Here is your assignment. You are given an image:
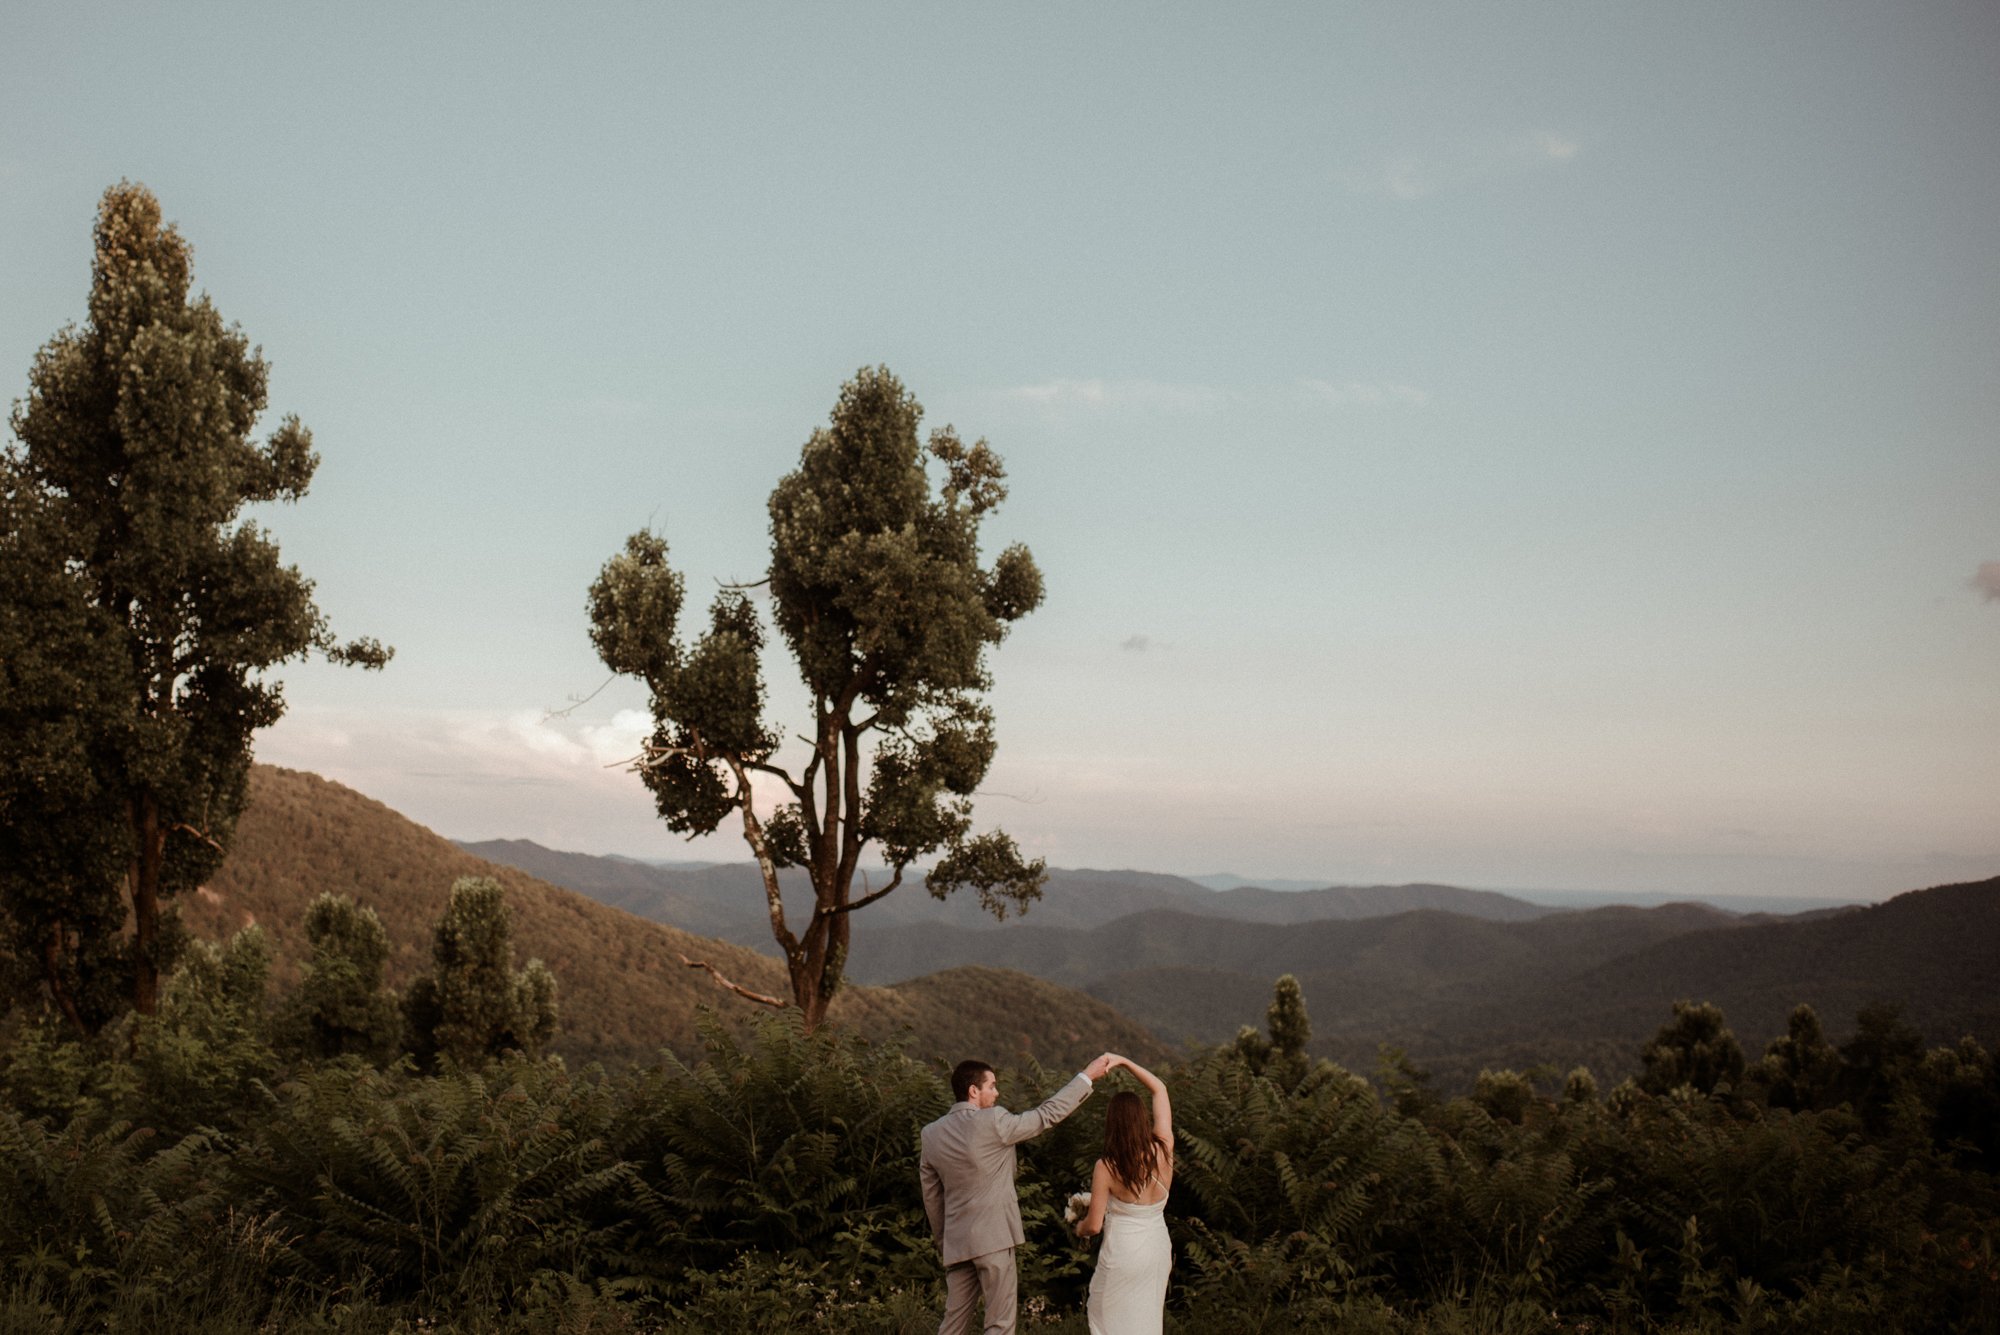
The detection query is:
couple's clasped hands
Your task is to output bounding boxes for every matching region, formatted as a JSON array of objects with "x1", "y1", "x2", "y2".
[{"x1": 1084, "y1": 1052, "x2": 1133, "y2": 1082}]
